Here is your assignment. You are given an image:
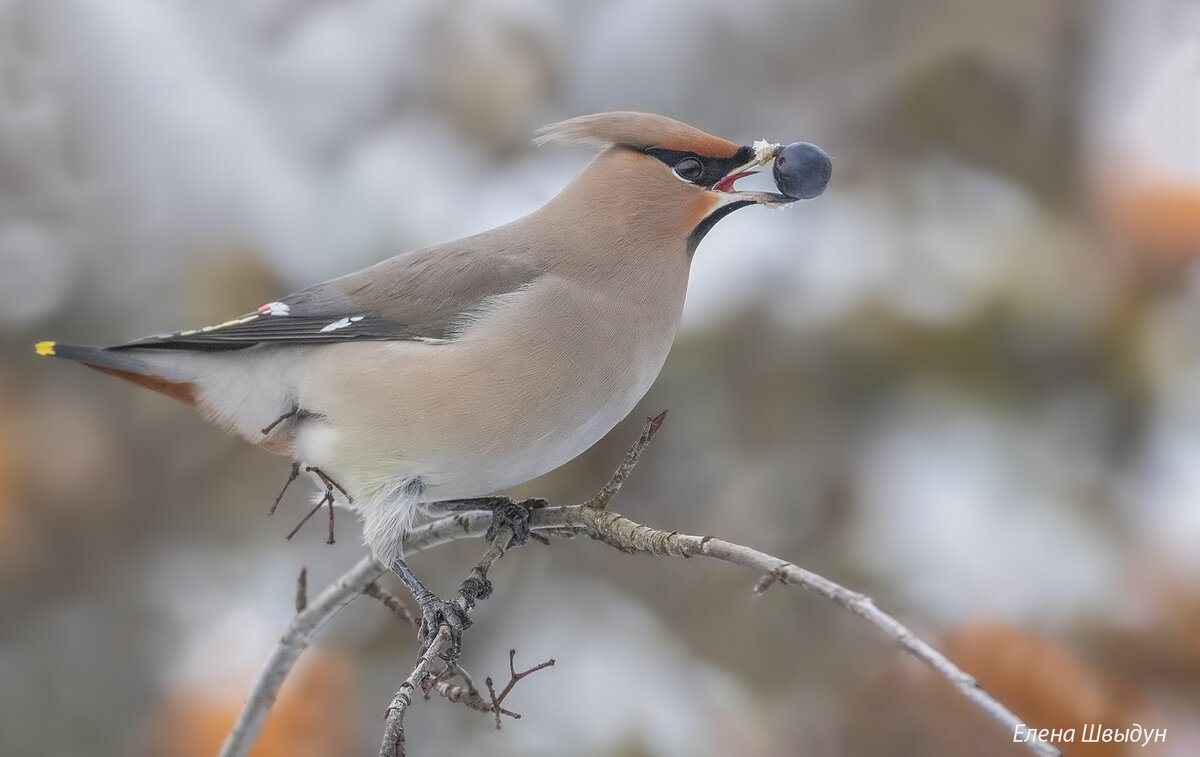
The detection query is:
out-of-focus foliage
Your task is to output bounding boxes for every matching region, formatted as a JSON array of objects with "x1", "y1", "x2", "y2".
[
  {"x1": 142, "y1": 649, "x2": 361, "y2": 757},
  {"x1": 2, "y1": 1, "x2": 1200, "y2": 755},
  {"x1": 842, "y1": 620, "x2": 1162, "y2": 756}
]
